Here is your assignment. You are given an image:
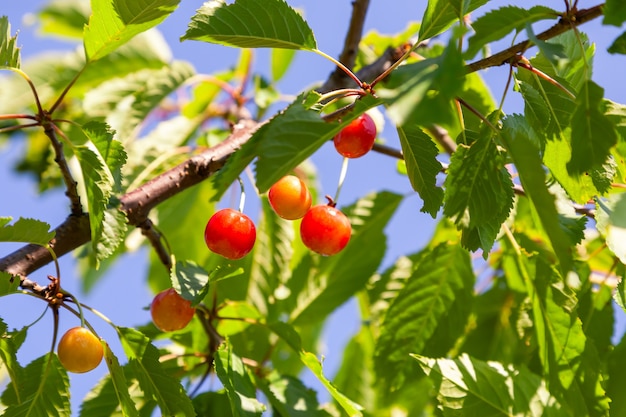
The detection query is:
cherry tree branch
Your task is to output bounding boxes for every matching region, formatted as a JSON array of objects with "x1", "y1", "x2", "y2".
[
  {"x1": 466, "y1": 4, "x2": 604, "y2": 73},
  {"x1": 0, "y1": 120, "x2": 260, "y2": 284}
]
